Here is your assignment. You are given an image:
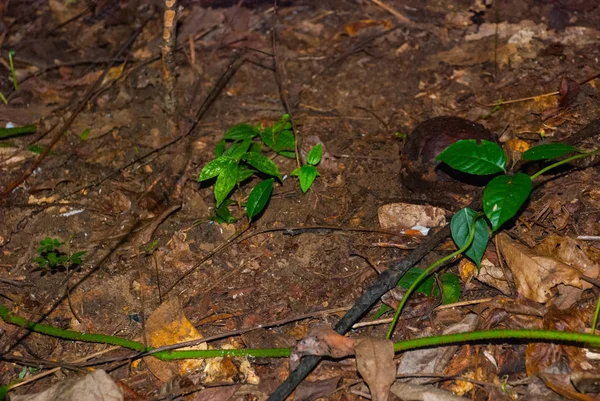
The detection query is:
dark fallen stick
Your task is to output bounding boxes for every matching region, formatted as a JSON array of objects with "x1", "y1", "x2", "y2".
[
  {"x1": 268, "y1": 117, "x2": 600, "y2": 400},
  {"x1": 266, "y1": 193, "x2": 483, "y2": 401}
]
